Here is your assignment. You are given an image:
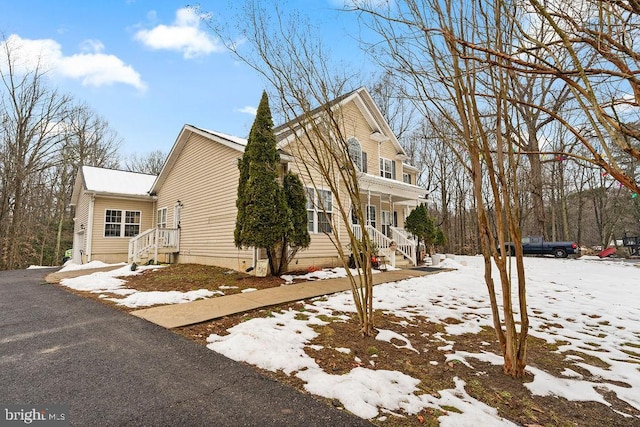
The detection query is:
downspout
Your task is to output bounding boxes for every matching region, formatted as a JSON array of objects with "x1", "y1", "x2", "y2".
[
  {"x1": 86, "y1": 193, "x2": 95, "y2": 262},
  {"x1": 337, "y1": 174, "x2": 341, "y2": 241}
]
